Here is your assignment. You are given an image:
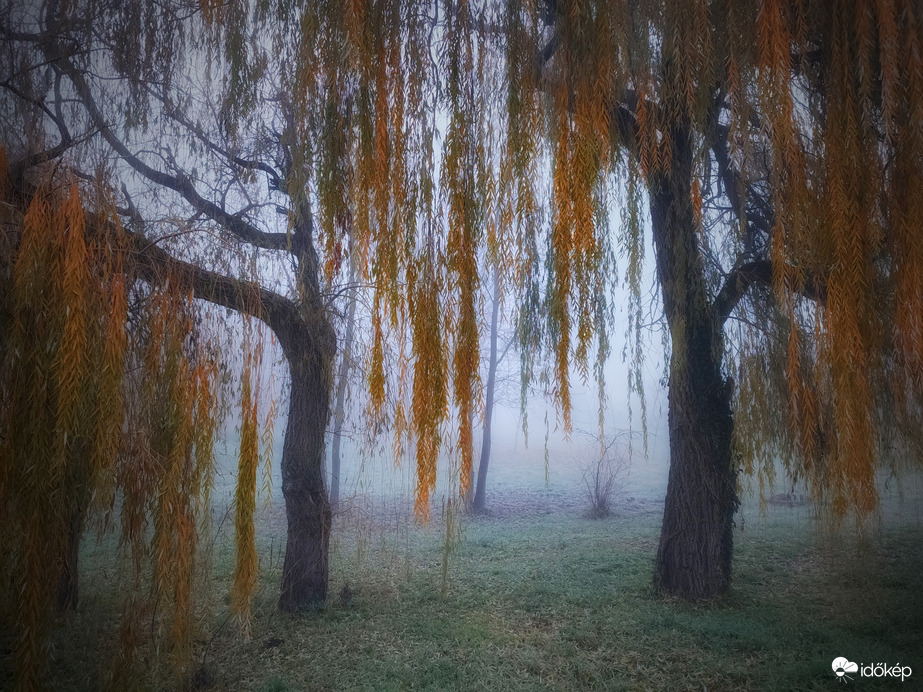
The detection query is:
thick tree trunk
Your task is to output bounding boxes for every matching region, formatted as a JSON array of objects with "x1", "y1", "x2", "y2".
[
  {"x1": 472, "y1": 269, "x2": 501, "y2": 514},
  {"x1": 276, "y1": 196, "x2": 337, "y2": 611},
  {"x1": 649, "y1": 122, "x2": 738, "y2": 599},
  {"x1": 278, "y1": 349, "x2": 334, "y2": 611},
  {"x1": 653, "y1": 321, "x2": 737, "y2": 597},
  {"x1": 55, "y1": 508, "x2": 82, "y2": 610}
]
